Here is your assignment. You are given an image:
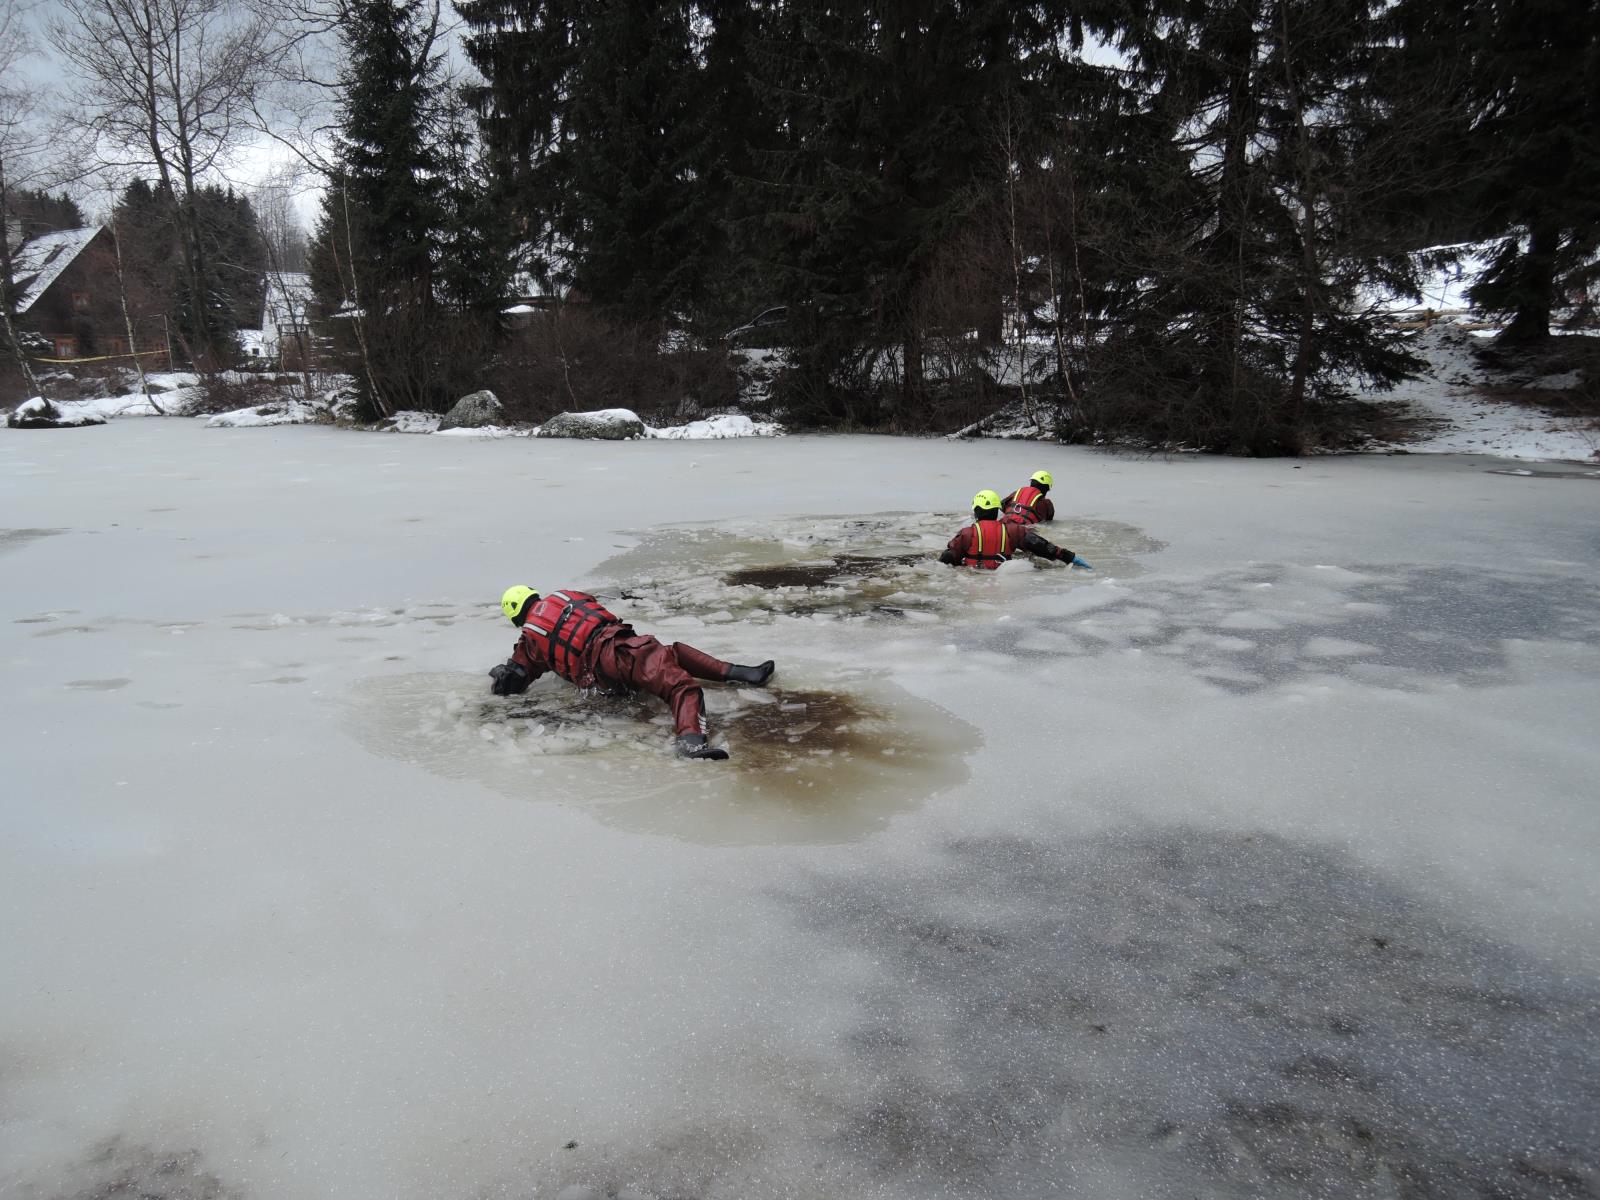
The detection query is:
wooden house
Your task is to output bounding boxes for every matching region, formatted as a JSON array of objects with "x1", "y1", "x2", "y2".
[{"x1": 7, "y1": 226, "x2": 126, "y2": 361}]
